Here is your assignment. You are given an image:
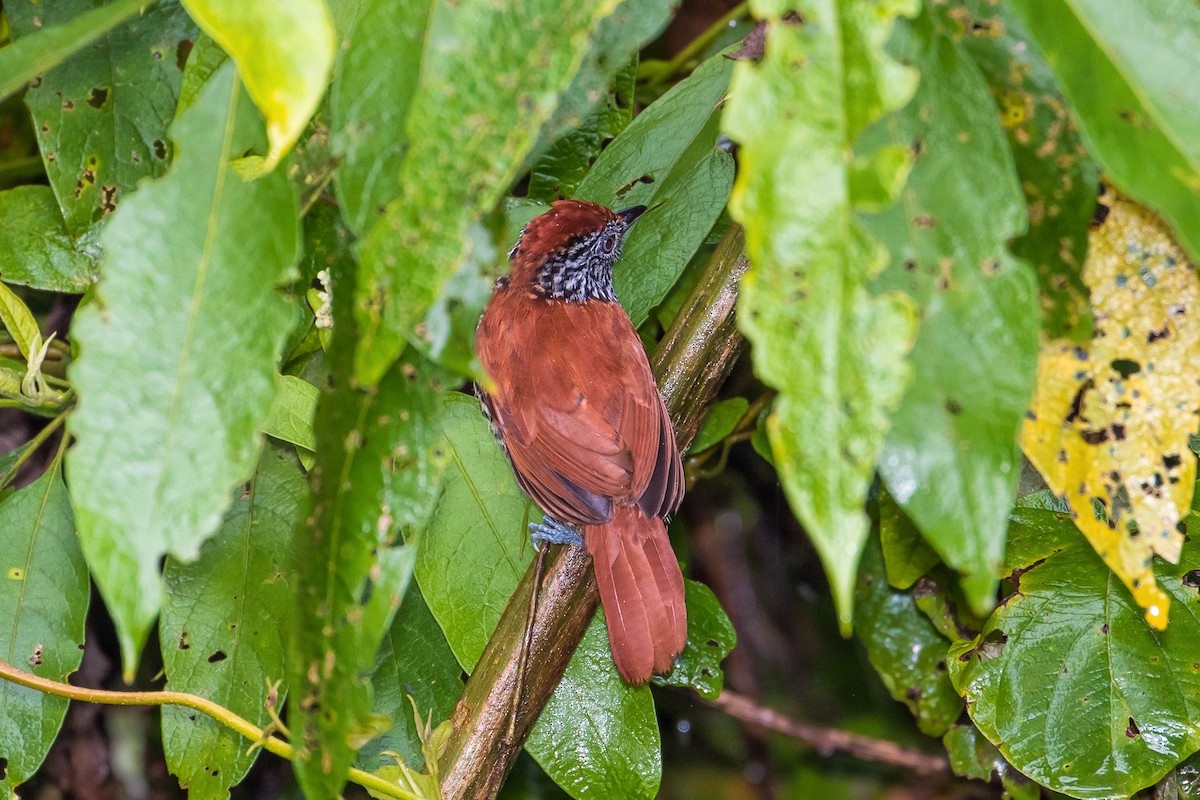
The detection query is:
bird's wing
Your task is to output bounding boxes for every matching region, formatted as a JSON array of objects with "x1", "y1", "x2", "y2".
[{"x1": 479, "y1": 299, "x2": 680, "y2": 526}]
